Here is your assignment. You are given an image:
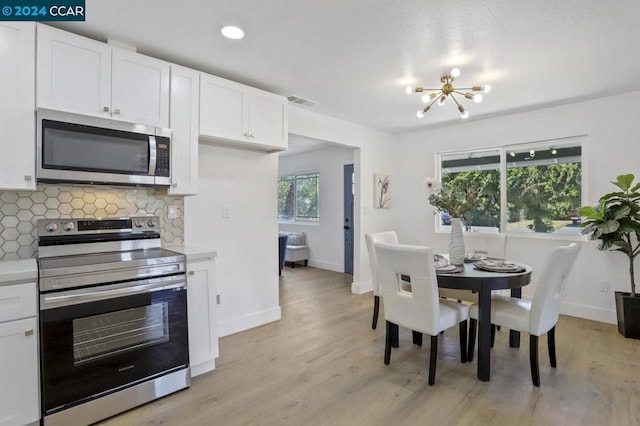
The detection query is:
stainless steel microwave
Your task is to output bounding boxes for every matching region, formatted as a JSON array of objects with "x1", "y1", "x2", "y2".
[{"x1": 36, "y1": 108, "x2": 171, "y2": 187}]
